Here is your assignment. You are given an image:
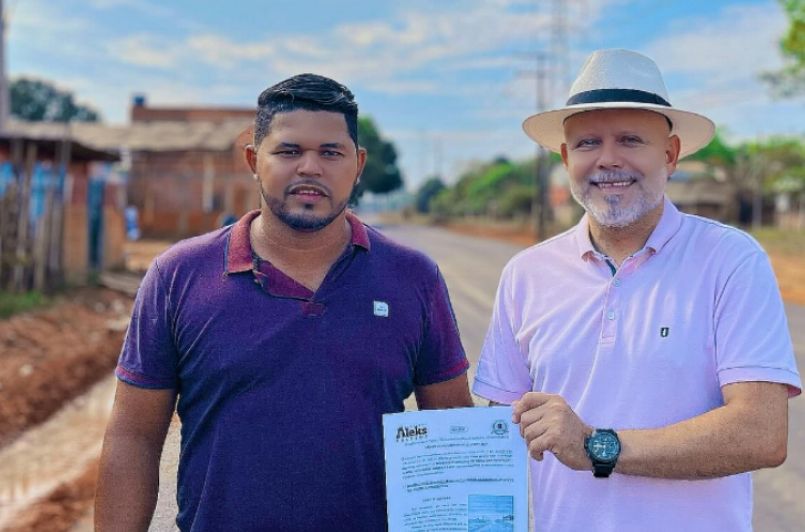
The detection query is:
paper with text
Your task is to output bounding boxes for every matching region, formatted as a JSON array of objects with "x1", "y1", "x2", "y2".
[{"x1": 383, "y1": 406, "x2": 528, "y2": 532}]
